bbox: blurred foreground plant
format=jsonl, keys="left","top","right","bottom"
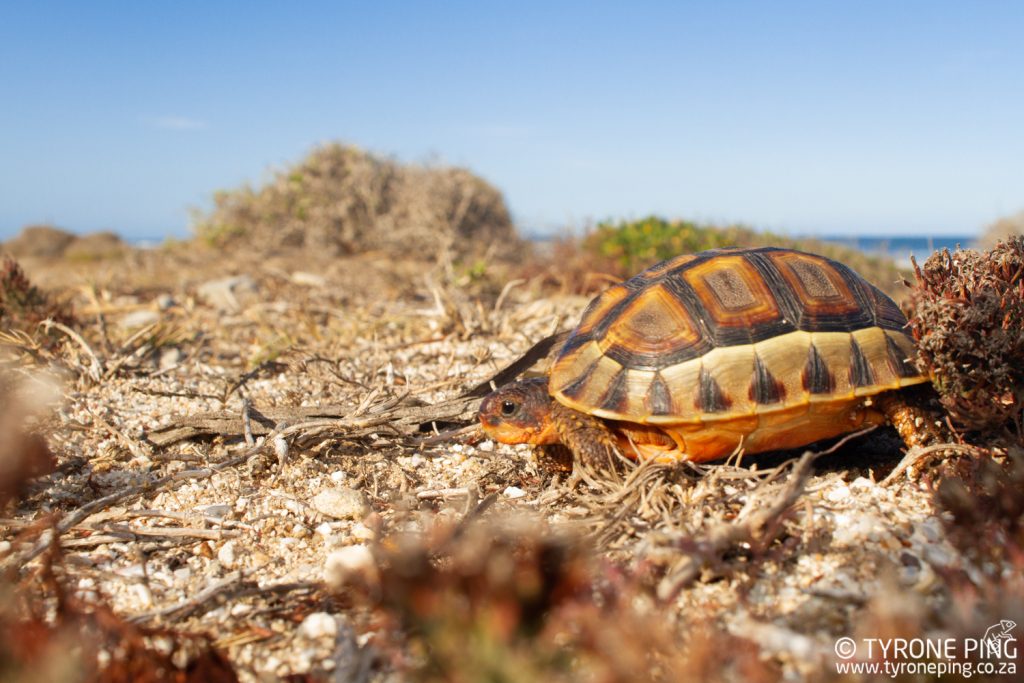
{"left": 907, "top": 236, "right": 1024, "bottom": 442}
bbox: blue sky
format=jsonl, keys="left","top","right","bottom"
{"left": 1, "top": 1, "right": 1022, "bottom": 241}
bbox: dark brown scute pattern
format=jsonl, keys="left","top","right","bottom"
{"left": 849, "top": 337, "right": 874, "bottom": 387}
{"left": 750, "top": 353, "right": 786, "bottom": 404}
{"left": 598, "top": 367, "right": 630, "bottom": 414}
{"left": 868, "top": 283, "right": 911, "bottom": 331}
{"left": 702, "top": 266, "right": 758, "bottom": 310}
{"left": 558, "top": 359, "right": 598, "bottom": 402}
{"left": 646, "top": 372, "right": 672, "bottom": 415}
{"left": 802, "top": 344, "right": 834, "bottom": 394}
{"left": 556, "top": 247, "right": 912, "bottom": 376}
{"left": 763, "top": 250, "right": 877, "bottom": 333}
{"left": 697, "top": 367, "right": 731, "bottom": 412}
{"left": 885, "top": 334, "right": 919, "bottom": 378}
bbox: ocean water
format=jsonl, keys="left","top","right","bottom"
{"left": 816, "top": 235, "right": 976, "bottom": 267}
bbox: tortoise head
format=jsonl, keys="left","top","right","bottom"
{"left": 478, "top": 378, "right": 560, "bottom": 445}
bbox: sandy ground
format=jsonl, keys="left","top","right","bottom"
{"left": 1, "top": 248, "right": 1018, "bottom": 682}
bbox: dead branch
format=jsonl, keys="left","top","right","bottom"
{"left": 146, "top": 395, "right": 480, "bottom": 447}
{"left": 656, "top": 451, "right": 817, "bottom": 600}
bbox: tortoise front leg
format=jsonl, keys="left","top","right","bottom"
{"left": 876, "top": 387, "right": 947, "bottom": 449}
{"left": 549, "top": 401, "right": 622, "bottom": 471}
{"left": 535, "top": 444, "right": 574, "bottom": 474}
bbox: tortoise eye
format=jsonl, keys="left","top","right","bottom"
{"left": 500, "top": 399, "right": 518, "bottom": 416}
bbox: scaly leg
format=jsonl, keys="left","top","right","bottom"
{"left": 875, "top": 387, "right": 947, "bottom": 450}
{"left": 549, "top": 401, "right": 622, "bottom": 471}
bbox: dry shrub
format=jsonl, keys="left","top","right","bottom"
{"left": 2, "top": 224, "right": 77, "bottom": 259}
{"left": 933, "top": 449, "right": 1024, "bottom": 569}
{"left": 907, "top": 237, "right": 1024, "bottom": 439}
{"left": 63, "top": 231, "right": 128, "bottom": 261}
{"left": 0, "top": 256, "right": 75, "bottom": 335}
{"left": 521, "top": 217, "right": 910, "bottom": 300}
{"left": 1, "top": 549, "right": 237, "bottom": 683}
{"left": 193, "top": 143, "right": 520, "bottom": 262}
{"left": 980, "top": 209, "right": 1024, "bottom": 249}
{"left": 0, "top": 372, "right": 57, "bottom": 511}
{"left": 343, "top": 516, "right": 779, "bottom": 683}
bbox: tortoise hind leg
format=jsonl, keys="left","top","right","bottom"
{"left": 875, "top": 386, "right": 947, "bottom": 449}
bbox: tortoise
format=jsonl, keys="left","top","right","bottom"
{"left": 478, "top": 246, "right": 937, "bottom": 470}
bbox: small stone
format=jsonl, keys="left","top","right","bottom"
{"left": 825, "top": 483, "right": 851, "bottom": 503}
{"left": 315, "top": 522, "right": 334, "bottom": 538}
{"left": 920, "top": 517, "right": 944, "bottom": 543}
{"left": 350, "top": 522, "right": 375, "bottom": 541}
{"left": 199, "top": 504, "right": 231, "bottom": 518}
{"left": 130, "top": 583, "right": 153, "bottom": 607}
{"left": 502, "top": 486, "right": 526, "bottom": 499}
{"left": 849, "top": 477, "right": 874, "bottom": 491}
{"left": 197, "top": 275, "right": 257, "bottom": 311}
{"left": 119, "top": 310, "right": 160, "bottom": 329}
{"left": 0, "top": 540, "right": 11, "bottom": 554}
{"left": 291, "top": 271, "right": 327, "bottom": 288}
{"left": 298, "top": 612, "right": 338, "bottom": 640}
{"left": 154, "top": 293, "right": 175, "bottom": 310}
{"left": 312, "top": 487, "right": 370, "bottom": 521}
{"left": 218, "top": 540, "right": 238, "bottom": 568}
{"left": 324, "top": 545, "right": 378, "bottom": 590}
{"left": 158, "top": 347, "right": 184, "bottom": 370}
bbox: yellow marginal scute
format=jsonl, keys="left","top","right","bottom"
{"left": 551, "top": 327, "right": 927, "bottom": 425}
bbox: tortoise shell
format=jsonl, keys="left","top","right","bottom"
{"left": 550, "top": 247, "right": 928, "bottom": 440}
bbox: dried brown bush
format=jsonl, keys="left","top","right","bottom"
{"left": 340, "top": 516, "right": 779, "bottom": 683}
{"left": 907, "top": 237, "right": 1024, "bottom": 439}
{"left": 934, "top": 450, "right": 1024, "bottom": 569}
{"left": 520, "top": 219, "right": 911, "bottom": 300}
{"left": 1, "top": 549, "right": 238, "bottom": 683}
{"left": 0, "top": 372, "right": 56, "bottom": 511}
{"left": 193, "top": 143, "right": 520, "bottom": 262}
{"left": 63, "top": 231, "right": 128, "bottom": 261}
{"left": 980, "top": 209, "right": 1024, "bottom": 249}
{"left": 0, "top": 256, "right": 75, "bottom": 333}
{"left": 2, "top": 224, "right": 77, "bottom": 259}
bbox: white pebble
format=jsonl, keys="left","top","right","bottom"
{"left": 324, "top": 545, "right": 378, "bottom": 590}
{"left": 849, "top": 477, "right": 875, "bottom": 491}
{"left": 350, "top": 523, "right": 375, "bottom": 541}
{"left": 130, "top": 583, "right": 153, "bottom": 607}
{"left": 312, "top": 487, "right": 370, "bottom": 521}
{"left": 825, "top": 483, "right": 851, "bottom": 503}
{"left": 200, "top": 504, "right": 231, "bottom": 518}
{"left": 502, "top": 486, "right": 526, "bottom": 499}
{"left": 298, "top": 612, "right": 338, "bottom": 640}
{"left": 291, "top": 271, "right": 327, "bottom": 288}
{"left": 218, "top": 541, "right": 238, "bottom": 568}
